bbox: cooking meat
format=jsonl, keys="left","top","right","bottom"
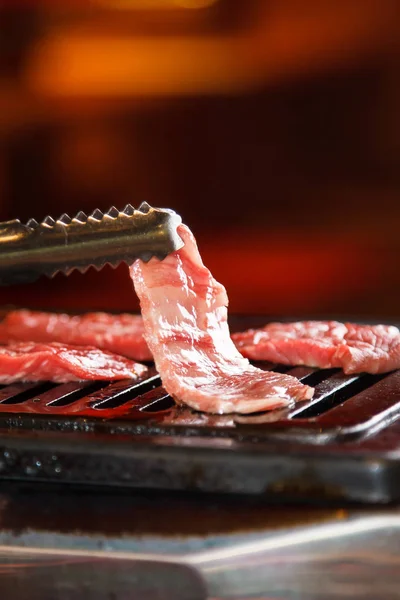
{"left": 131, "top": 225, "right": 313, "bottom": 414}
{"left": 232, "top": 321, "right": 400, "bottom": 374}
{"left": 0, "top": 342, "right": 148, "bottom": 383}
{"left": 0, "top": 310, "right": 151, "bottom": 361}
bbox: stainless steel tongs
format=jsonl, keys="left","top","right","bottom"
{"left": 0, "top": 202, "right": 183, "bottom": 285}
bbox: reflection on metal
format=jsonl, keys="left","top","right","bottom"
{"left": 1, "top": 508, "right": 400, "bottom": 599}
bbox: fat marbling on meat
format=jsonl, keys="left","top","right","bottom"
{"left": 0, "top": 310, "right": 151, "bottom": 361}
{"left": 232, "top": 320, "right": 400, "bottom": 374}
{"left": 131, "top": 225, "right": 313, "bottom": 414}
{"left": 0, "top": 342, "right": 148, "bottom": 383}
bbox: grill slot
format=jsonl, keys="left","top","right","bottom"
{"left": 292, "top": 372, "right": 390, "bottom": 419}
{"left": 292, "top": 371, "right": 359, "bottom": 418}
{"left": 47, "top": 382, "right": 107, "bottom": 407}
{"left": 139, "top": 389, "right": 174, "bottom": 412}
{"left": 0, "top": 382, "right": 57, "bottom": 404}
{"left": 90, "top": 374, "right": 160, "bottom": 410}
{"left": 316, "top": 369, "right": 400, "bottom": 431}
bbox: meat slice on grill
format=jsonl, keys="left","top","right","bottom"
{"left": 131, "top": 224, "right": 313, "bottom": 414}
{"left": 0, "top": 310, "right": 151, "bottom": 361}
{"left": 232, "top": 321, "right": 400, "bottom": 374}
{"left": 0, "top": 342, "right": 148, "bottom": 383}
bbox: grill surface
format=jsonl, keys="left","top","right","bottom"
{"left": 0, "top": 314, "right": 400, "bottom": 503}
{"left": 0, "top": 365, "right": 396, "bottom": 442}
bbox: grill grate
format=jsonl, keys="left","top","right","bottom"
{"left": 0, "top": 364, "right": 397, "bottom": 444}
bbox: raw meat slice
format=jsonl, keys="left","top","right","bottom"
{"left": 131, "top": 225, "right": 313, "bottom": 414}
{"left": 0, "top": 342, "right": 148, "bottom": 383}
{"left": 0, "top": 310, "right": 151, "bottom": 361}
{"left": 232, "top": 321, "right": 400, "bottom": 374}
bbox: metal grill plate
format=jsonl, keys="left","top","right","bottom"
{"left": 0, "top": 314, "right": 399, "bottom": 503}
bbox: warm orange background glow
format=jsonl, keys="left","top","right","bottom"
{"left": 0, "top": 0, "right": 399, "bottom": 319}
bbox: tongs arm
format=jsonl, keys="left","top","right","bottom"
{"left": 0, "top": 203, "right": 183, "bottom": 286}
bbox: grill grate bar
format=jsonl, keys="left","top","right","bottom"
{"left": 0, "top": 382, "right": 57, "bottom": 405}
{"left": 0, "top": 374, "right": 160, "bottom": 416}
{"left": 84, "top": 384, "right": 171, "bottom": 420}
{"left": 45, "top": 381, "right": 107, "bottom": 407}
{"left": 315, "top": 370, "right": 400, "bottom": 432}
{"left": 89, "top": 373, "right": 160, "bottom": 410}
{"left": 289, "top": 372, "right": 361, "bottom": 419}
{"left": 0, "top": 383, "right": 45, "bottom": 403}
{"left": 137, "top": 387, "right": 173, "bottom": 412}
{"left": 293, "top": 372, "right": 391, "bottom": 420}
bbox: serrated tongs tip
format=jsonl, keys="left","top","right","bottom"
{"left": 0, "top": 203, "right": 183, "bottom": 286}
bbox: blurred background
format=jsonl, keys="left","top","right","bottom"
{"left": 0, "top": 0, "right": 399, "bottom": 319}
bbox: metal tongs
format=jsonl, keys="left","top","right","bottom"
{"left": 0, "top": 202, "right": 183, "bottom": 285}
